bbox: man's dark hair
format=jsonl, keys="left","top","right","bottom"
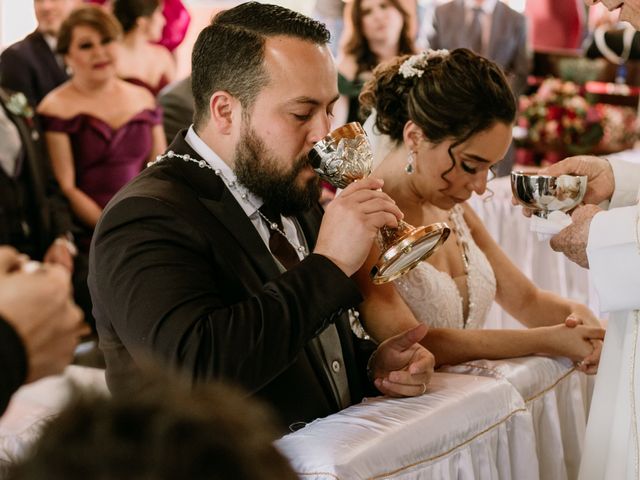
{"left": 8, "top": 368, "right": 298, "bottom": 480}
{"left": 191, "top": 2, "right": 330, "bottom": 130}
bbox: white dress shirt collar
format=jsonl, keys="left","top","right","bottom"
{"left": 464, "top": 0, "right": 498, "bottom": 15}
{"left": 185, "top": 126, "right": 263, "bottom": 218}
{"left": 184, "top": 126, "right": 306, "bottom": 261}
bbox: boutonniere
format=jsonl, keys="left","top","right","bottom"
{"left": 6, "top": 92, "right": 34, "bottom": 123}
{"left": 5, "top": 92, "right": 38, "bottom": 140}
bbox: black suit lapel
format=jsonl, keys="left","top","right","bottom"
{"left": 0, "top": 88, "right": 50, "bottom": 247}
{"left": 165, "top": 134, "right": 281, "bottom": 280}
{"left": 30, "top": 31, "right": 68, "bottom": 85}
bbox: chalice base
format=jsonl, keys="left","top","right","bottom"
{"left": 371, "top": 220, "right": 451, "bottom": 284}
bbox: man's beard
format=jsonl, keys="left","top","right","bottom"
{"left": 233, "top": 125, "right": 320, "bottom": 217}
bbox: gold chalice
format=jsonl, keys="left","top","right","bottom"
{"left": 309, "top": 122, "right": 450, "bottom": 284}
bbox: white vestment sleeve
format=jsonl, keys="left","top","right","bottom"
{"left": 609, "top": 157, "right": 640, "bottom": 208}
{"left": 586, "top": 158, "right": 640, "bottom": 312}
{"left": 587, "top": 205, "right": 640, "bottom": 312}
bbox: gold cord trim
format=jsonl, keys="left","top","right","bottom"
{"left": 296, "top": 406, "right": 528, "bottom": 479}
{"left": 631, "top": 311, "right": 639, "bottom": 479}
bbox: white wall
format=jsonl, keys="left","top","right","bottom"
{"left": 1, "top": 0, "right": 37, "bottom": 48}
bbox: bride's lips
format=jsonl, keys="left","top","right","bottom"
{"left": 92, "top": 61, "right": 111, "bottom": 69}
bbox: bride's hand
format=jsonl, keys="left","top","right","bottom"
{"left": 565, "top": 313, "right": 604, "bottom": 374}
{"left": 542, "top": 324, "right": 605, "bottom": 366}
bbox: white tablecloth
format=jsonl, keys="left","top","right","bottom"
{"left": 442, "top": 357, "right": 591, "bottom": 480}
{"left": 277, "top": 371, "right": 539, "bottom": 480}
{"left": 0, "top": 366, "right": 107, "bottom": 469}
{"left": 0, "top": 362, "right": 591, "bottom": 480}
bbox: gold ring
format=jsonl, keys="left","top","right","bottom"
{"left": 420, "top": 383, "right": 427, "bottom": 395}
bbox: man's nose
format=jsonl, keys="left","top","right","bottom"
{"left": 307, "top": 112, "right": 332, "bottom": 146}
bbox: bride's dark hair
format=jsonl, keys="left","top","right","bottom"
{"left": 360, "top": 48, "right": 516, "bottom": 146}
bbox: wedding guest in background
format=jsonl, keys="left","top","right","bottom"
{"left": 86, "top": 0, "right": 191, "bottom": 53}
{"left": 526, "top": 0, "right": 585, "bottom": 51}
{"left": 426, "top": 0, "right": 529, "bottom": 97}
{"left": 112, "top": 0, "right": 177, "bottom": 96}
{"left": 0, "top": 246, "right": 87, "bottom": 415}
{"left": 341, "top": 0, "right": 419, "bottom": 51}
{"left": 8, "top": 369, "right": 297, "bottom": 480}
{"left": 89, "top": 2, "right": 434, "bottom": 430}
{"left": 158, "top": 75, "right": 192, "bottom": 144}
{"left": 155, "top": 0, "right": 190, "bottom": 53}
{"left": 312, "top": 0, "right": 345, "bottom": 56}
{"left": 334, "top": 0, "right": 415, "bottom": 126}
{"left": 37, "top": 5, "right": 165, "bottom": 254}
{"left": 0, "top": 86, "right": 96, "bottom": 330}
{"left": 353, "top": 49, "right": 604, "bottom": 372}
{"left": 0, "top": 0, "right": 79, "bottom": 106}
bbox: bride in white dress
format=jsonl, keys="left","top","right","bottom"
{"left": 352, "top": 49, "right": 605, "bottom": 381}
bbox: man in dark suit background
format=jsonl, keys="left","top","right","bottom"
{"left": 89, "top": 2, "right": 434, "bottom": 430}
{"left": 158, "top": 75, "right": 193, "bottom": 145}
{"left": 0, "top": 0, "right": 78, "bottom": 107}
{"left": 427, "top": 0, "right": 530, "bottom": 97}
{"left": 0, "top": 86, "right": 95, "bottom": 335}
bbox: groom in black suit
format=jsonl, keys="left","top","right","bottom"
{"left": 89, "top": 2, "right": 434, "bottom": 429}
{"left": 0, "top": 0, "right": 77, "bottom": 107}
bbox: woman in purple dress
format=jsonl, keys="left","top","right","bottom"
{"left": 37, "top": 5, "right": 166, "bottom": 251}
{"left": 112, "top": 0, "right": 177, "bottom": 96}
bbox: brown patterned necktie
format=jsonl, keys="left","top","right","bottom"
{"left": 259, "top": 203, "right": 301, "bottom": 270}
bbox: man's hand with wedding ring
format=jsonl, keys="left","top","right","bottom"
{"left": 368, "top": 323, "right": 435, "bottom": 397}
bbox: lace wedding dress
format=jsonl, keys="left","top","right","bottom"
{"left": 394, "top": 205, "right": 497, "bottom": 330}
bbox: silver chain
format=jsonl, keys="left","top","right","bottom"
{"left": 149, "top": 151, "right": 307, "bottom": 255}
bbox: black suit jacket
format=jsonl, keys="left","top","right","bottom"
{"left": 158, "top": 76, "right": 193, "bottom": 145}
{"left": 0, "top": 30, "right": 69, "bottom": 107}
{"left": 0, "top": 316, "right": 27, "bottom": 415}
{"left": 89, "top": 132, "right": 375, "bottom": 428}
{"left": 0, "top": 87, "right": 72, "bottom": 257}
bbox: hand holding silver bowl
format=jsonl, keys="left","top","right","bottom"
{"left": 511, "top": 171, "right": 587, "bottom": 218}
{"left": 309, "top": 122, "right": 450, "bottom": 284}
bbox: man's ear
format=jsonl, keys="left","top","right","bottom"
{"left": 402, "top": 120, "right": 423, "bottom": 151}
{"left": 209, "top": 91, "right": 239, "bottom": 135}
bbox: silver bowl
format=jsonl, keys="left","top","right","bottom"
{"left": 511, "top": 171, "right": 587, "bottom": 218}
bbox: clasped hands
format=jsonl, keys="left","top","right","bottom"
{"left": 368, "top": 324, "right": 434, "bottom": 397}
{"left": 369, "top": 315, "right": 603, "bottom": 399}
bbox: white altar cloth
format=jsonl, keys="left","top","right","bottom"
{"left": 0, "top": 365, "right": 107, "bottom": 469}
{"left": 277, "top": 372, "right": 539, "bottom": 480}
{"left": 441, "top": 356, "right": 590, "bottom": 480}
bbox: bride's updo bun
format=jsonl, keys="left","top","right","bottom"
{"left": 360, "top": 48, "right": 516, "bottom": 145}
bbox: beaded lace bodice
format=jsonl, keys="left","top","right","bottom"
{"left": 394, "top": 205, "right": 496, "bottom": 330}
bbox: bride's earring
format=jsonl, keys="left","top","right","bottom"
{"left": 405, "top": 150, "right": 416, "bottom": 175}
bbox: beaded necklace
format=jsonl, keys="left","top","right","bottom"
{"left": 149, "top": 150, "right": 307, "bottom": 256}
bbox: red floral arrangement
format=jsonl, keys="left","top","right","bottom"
{"left": 515, "top": 78, "right": 638, "bottom": 165}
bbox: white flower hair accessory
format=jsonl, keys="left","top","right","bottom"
{"left": 398, "top": 49, "right": 450, "bottom": 79}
